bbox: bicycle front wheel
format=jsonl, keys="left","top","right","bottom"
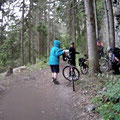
{"left": 72, "top": 77, "right": 75, "bottom": 91}
{"left": 62, "top": 66, "right": 80, "bottom": 81}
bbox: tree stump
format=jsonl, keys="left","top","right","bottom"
{"left": 6, "top": 67, "right": 13, "bottom": 76}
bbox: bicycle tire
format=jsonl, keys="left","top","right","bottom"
{"left": 99, "top": 58, "right": 109, "bottom": 73}
{"left": 62, "top": 66, "right": 80, "bottom": 81}
{"left": 80, "top": 66, "right": 89, "bottom": 75}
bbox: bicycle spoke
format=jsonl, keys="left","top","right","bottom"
{"left": 63, "top": 66, "right": 80, "bottom": 81}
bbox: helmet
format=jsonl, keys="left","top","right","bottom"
{"left": 107, "top": 47, "right": 112, "bottom": 52}
{"left": 71, "top": 42, "right": 74, "bottom": 45}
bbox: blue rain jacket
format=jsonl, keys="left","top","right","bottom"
{"left": 49, "top": 40, "right": 64, "bottom": 65}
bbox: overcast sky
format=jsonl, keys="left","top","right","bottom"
{"left": 0, "top": 0, "right": 81, "bottom": 28}
{"left": 0, "top": 0, "right": 30, "bottom": 20}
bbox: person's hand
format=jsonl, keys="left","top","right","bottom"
{"left": 64, "top": 50, "right": 69, "bottom": 53}
{"left": 117, "top": 60, "right": 120, "bottom": 65}
{"left": 64, "top": 52, "right": 67, "bottom": 56}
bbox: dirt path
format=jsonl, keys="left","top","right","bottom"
{"left": 0, "top": 63, "right": 100, "bottom": 120}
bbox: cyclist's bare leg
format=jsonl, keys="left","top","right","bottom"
{"left": 53, "top": 73, "right": 58, "bottom": 80}
{"left": 52, "top": 73, "right": 59, "bottom": 84}
{"left": 52, "top": 73, "right": 54, "bottom": 78}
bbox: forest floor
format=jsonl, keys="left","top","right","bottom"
{"left": 0, "top": 62, "right": 102, "bottom": 120}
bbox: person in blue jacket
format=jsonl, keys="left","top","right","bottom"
{"left": 49, "top": 40, "right": 65, "bottom": 84}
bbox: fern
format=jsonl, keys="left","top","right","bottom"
{"left": 92, "top": 77, "right": 120, "bottom": 120}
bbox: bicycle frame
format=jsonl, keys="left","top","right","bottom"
{"left": 69, "top": 66, "right": 75, "bottom": 77}
{"left": 63, "top": 55, "right": 80, "bottom": 91}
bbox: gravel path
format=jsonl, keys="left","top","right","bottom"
{"left": 0, "top": 63, "right": 100, "bottom": 120}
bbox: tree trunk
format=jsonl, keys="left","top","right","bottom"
{"left": 77, "top": 21, "right": 80, "bottom": 42}
{"left": 0, "top": 7, "right": 4, "bottom": 44}
{"left": 43, "top": 6, "right": 47, "bottom": 57}
{"left": 72, "top": 0, "right": 76, "bottom": 42}
{"left": 104, "top": 0, "right": 110, "bottom": 48}
{"left": 6, "top": 67, "right": 13, "bottom": 76}
{"left": 32, "top": 11, "right": 36, "bottom": 64}
{"left": 93, "top": 0, "right": 99, "bottom": 39}
{"left": 39, "top": 33, "right": 41, "bottom": 58}
{"left": 35, "top": 5, "right": 40, "bottom": 58}
{"left": 53, "top": 1, "right": 56, "bottom": 41}
{"left": 76, "top": 2, "right": 80, "bottom": 43}
{"left": 84, "top": 0, "right": 100, "bottom": 73}
{"left": 28, "top": 0, "right": 33, "bottom": 64}
{"left": 47, "top": 1, "right": 50, "bottom": 56}
{"left": 44, "top": 7, "right": 47, "bottom": 57}
{"left": 106, "top": 0, "right": 115, "bottom": 48}
{"left": 112, "top": 0, "right": 120, "bottom": 47}
{"left": 21, "top": 0, "right": 25, "bottom": 65}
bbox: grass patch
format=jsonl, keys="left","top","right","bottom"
{"left": 28, "top": 58, "right": 49, "bottom": 70}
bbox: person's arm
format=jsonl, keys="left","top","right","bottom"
{"left": 75, "top": 49, "right": 79, "bottom": 54}
{"left": 115, "top": 56, "right": 120, "bottom": 62}
{"left": 114, "top": 56, "right": 120, "bottom": 65}
{"left": 55, "top": 49, "right": 64, "bottom": 57}
{"left": 75, "top": 51, "right": 80, "bottom": 54}
{"left": 112, "top": 53, "right": 120, "bottom": 63}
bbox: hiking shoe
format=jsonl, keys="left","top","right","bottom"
{"left": 53, "top": 80, "right": 60, "bottom": 85}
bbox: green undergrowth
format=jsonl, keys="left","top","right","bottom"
{"left": 28, "top": 58, "right": 49, "bottom": 70}
{"left": 92, "top": 74, "right": 120, "bottom": 120}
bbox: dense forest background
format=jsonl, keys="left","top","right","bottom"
{"left": 0, "top": 0, "right": 120, "bottom": 72}
{"left": 0, "top": 1, "right": 120, "bottom": 119}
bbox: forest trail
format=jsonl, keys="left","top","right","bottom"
{"left": 0, "top": 63, "right": 100, "bottom": 120}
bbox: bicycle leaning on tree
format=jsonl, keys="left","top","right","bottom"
{"left": 79, "top": 53, "right": 111, "bottom": 74}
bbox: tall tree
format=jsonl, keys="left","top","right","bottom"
{"left": 47, "top": 1, "right": 50, "bottom": 56}
{"left": 53, "top": 1, "right": 56, "bottom": 40}
{"left": 104, "top": 0, "right": 110, "bottom": 48}
{"left": 0, "top": 0, "right": 5, "bottom": 45}
{"left": 72, "top": 0, "right": 76, "bottom": 42}
{"left": 84, "top": 0, "right": 100, "bottom": 73}
{"left": 21, "top": 0, "right": 25, "bottom": 65}
{"left": 28, "top": 0, "right": 33, "bottom": 64}
{"left": 106, "top": 0, "right": 115, "bottom": 48}
{"left": 93, "top": 0, "right": 99, "bottom": 39}
{"left": 32, "top": 9, "right": 37, "bottom": 64}
{"left": 0, "top": 9, "right": 3, "bottom": 44}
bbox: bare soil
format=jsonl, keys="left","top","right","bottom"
{"left": 0, "top": 63, "right": 101, "bottom": 120}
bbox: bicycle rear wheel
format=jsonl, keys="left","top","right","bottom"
{"left": 80, "top": 65, "right": 89, "bottom": 75}
{"left": 99, "top": 59, "right": 109, "bottom": 73}
{"left": 62, "top": 66, "right": 80, "bottom": 81}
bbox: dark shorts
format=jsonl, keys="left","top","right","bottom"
{"left": 50, "top": 65, "right": 59, "bottom": 73}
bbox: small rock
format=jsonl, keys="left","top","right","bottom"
{"left": 40, "top": 68, "right": 42, "bottom": 70}
{"left": 102, "top": 87, "right": 107, "bottom": 92}
{"left": 99, "top": 118, "right": 104, "bottom": 120}
{"left": 98, "top": 90, "right": 102, "bottom": 94}
{"left": 98, "top": 87, "right": 107, "bottom": 94}
{"left": 83, "top": 90, "right": 88, "bottom": 94}
{"left": 77, "top": 102, "right": 81, "bottom": 105}
{"left": 41, "top": 111, "right": 45, "bottom": 114}
{"left": 87, "top": 105, "right": 96, "bottom": 112}
{"left": 74, "top": 103, "right": 77, "bottom": 107}
{"left": 0, "top": 85, "right": 5, "bottom": 92}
